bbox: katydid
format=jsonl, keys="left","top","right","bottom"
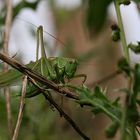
{"left": 0, "top": 25, "right": 86, "bottom": 97}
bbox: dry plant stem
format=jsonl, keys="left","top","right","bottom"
{"left": 12, "top": 76, "right": 27, "bottom": 140}
{"left": 4, "top": 88, "right": 12, "bottom": 137}
{"left": 3, "top": 0, "right": 13, "bottom": 138}
{"left": 0, "top": 53, "right": 91, "bottom": 139}
{"left": 0, "top": 53, "right": 79, "bottom": 100}
{"left": 43, "top": 93, "right": 90, "bottom": 140}
{"left": 29, "top": 77, "right": 90, "bottom": 140}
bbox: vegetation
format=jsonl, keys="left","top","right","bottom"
{"left": 0, "top": 0, "right": 140, "bottom": 140}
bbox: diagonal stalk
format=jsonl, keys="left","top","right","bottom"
{"left": 114, "top": 1, "right": 131, "bottom": 140}
{"left": 12, "top": 76, "right": 27, "bottom": 140}
{"left": 114, "top": 0, "right": 130, "bottom": 63}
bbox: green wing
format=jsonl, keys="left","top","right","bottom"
{"left": 0, "top": 59, "right": 41, "bottom": 88}
{"left": 0, "top": 69, "right": 21, "bottom": 87}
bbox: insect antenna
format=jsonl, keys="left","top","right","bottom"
{"left": 16, "top": 16, "right": 66, "bottom": 48}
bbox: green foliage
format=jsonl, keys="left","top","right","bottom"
{"left": 128, "top": 42, "right": 140, "bottom": 54}
{"left": 75, "top": 85, "right": 122, "bottom": 122}
{"left": 0, "top": 0, "right": 39, "bottom": 25}
{"left": 70, "top": 85, "right": 123, "bottom": 137}
{"left": 105, "top": 121, "right": 119, "bottom": 138}
{"left": 133, "top": 64, "right": 140, "bottom": 93}
{"left": 13, "top": 1, "right": 39, "bottom": 19}
{"left": 71, "top": 80, "right": 139, "bottom": 139}
{"left": 1, "top": 0, "right": 140, "bottom": 140}
{"left": 85, "top": 0, "right": 112, "bottom": 35}
{"left": 118, "top": 57, "right": 131, "bottom": 76}
{"left": 111, "top": 24, "right": 120, "bottom": 42}
{"left": 133, "top": 0, "right": 140, "bottom": 3}
{"left": 0, "top": 0, "right": 39, "bottom": 49}
{"left": 0, "top": 69, "right": 21, "bottom": 87}
{"left": 119, "top": 0, "right": 131, "bottom": 5}
{"left": 0, "top": 60, "right": 36, "bottom": 88}
{"left": 0, "top": 97, "right": 8, "bottom": 140}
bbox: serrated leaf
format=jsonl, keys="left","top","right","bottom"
{"left": 75, "top": 85, "right": 122, "bottom": 122}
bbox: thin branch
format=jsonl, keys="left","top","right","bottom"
{"left": 0, "top": 53, "right": 79, "bottom": 100}
{"left": 29, "top": 77, "right": 90, "bottom": 140}
{"left": 4, "top": 88, "right": 12, "bottom": 137}
{"left": 43, "top": 93, "right": 90, "bottom": 140}
{"left": 0, "top": 52, "right": 90, "bottom": 139}
{"left": 12, "top": 76, "right": 27, "bottom": 140}
{"left": 0, "top": 53, "right": 92, "bottom": 139}
{"left": 3, "top": 0, "right": 13, "bottom": 138}
{"left": 114, "top": 1, "right": 131, "bottom": 140}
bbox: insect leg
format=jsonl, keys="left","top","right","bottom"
{"left": 70, "top": 74, "right": 87, "bottom": 83}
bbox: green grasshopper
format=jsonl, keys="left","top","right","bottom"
{"left": 0, "top": 25, "right": 86, "bottom": 97}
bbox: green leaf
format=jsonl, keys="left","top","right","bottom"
{"left": 118, "top": 57, "right": 131, "bottom": 76}
{"left": 133, "top": 0, "right": 140, "bottom": 3}
{"left": 85, "top": 0, "right": 112, "bottom": 35}
{"left": 13, "top": 0, "right": 39, "bottom": 18}
{"left": 128, "top": 42, "right": 140, "bottom": 54}
{"left": 111, "top": 24, "right": 120, "bottom": 42}
{"left": 132, "top": 64, "right": 140, "bottom": 103}
{"left": 127, "top": 104, "right": 139, "bottom": 123}
{"left": 0, "top": 0, "right": 39, "bottom": 26}
{"left": 136, "top": 99, "right": 140, "bottom": 105}
{"left": 25, "top": 83, "right": 42, "bottom": 98}
{"left": 105, "top": 121, "right": 119, "bottom": 138}
{"left": 75, "top": 85, "right": 122, "bottom": 122}
{"left": 119, "top": 0, "right": 131, "bottom": 5}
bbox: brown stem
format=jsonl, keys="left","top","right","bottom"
{"left": 0, "top": 53, "right": 79, "bottom": 100}
{"left": 29, "top": 77, "right": 90, "bottom": 140}
{"left": 4, "top": 88, "right": 13, "bottom": 137}
{"left": 43, "top": 93, "right": 90, "bottom": 140}
{"left": 12, "top": 76, "right": 27, "bottom": 140}
{"left": 0, "top": 53, "right": 92, "bottom": 139}
{"left": 3, "top": 0, "right": 13, "bottom": 138}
